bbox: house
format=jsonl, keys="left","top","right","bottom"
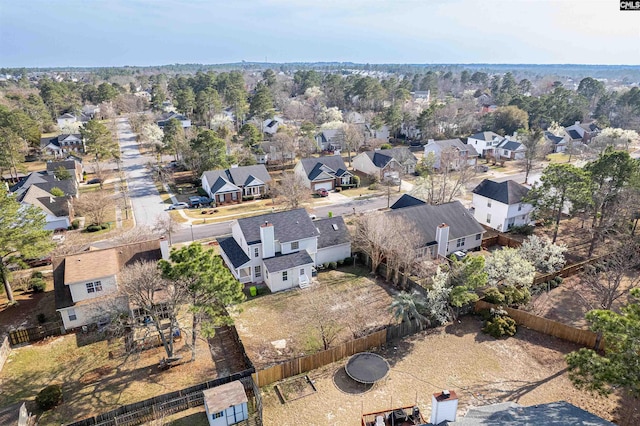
{"left": 217, "top": 209, "right": 351, "bottom": 291}
{"left": 315, "top": 129, "right": 344, "bottom": 151}
{"left": 495, "top": 137, "right": 526, "bottom": 160}
{"left": 40, "top": 134, "right": 85, "bottom": 157}
{"left": 81, "top": 104, "right": 100, "bottom": 119}
{"left": 262, "top": 116, "right": 283, "bottom": 136}
{"left": 10, "top": 170, "right": 78, "bottom": 199}
{"left": 56, "top": 113, "right": 77, "bottom": 129}
{"left": 53, "top": 239, "right": 168, "bottom": 330}
{"left": 352, "top": 148, "right": 418, "bottom": 180}
{"left": 472, "top": 179, "right": 534, "bottom": 231}
{"left": 564, "top": 120, "right": 601, "bottom": 143}
{"left": 203, "top": 381, "right": 248, "bottom": 426}
{"left": 46, "top": 159, "right": 83, "bottom": 183}
{"left": 544, "top": 131, "right": 567, "bottom": 153}
{"left": 423, "top": 139, "right": 478, "bottom": 170}
{"left": 390, "top": 194, "right": 426, "bottom": 210}
{"left": 294, "top": 155, "right": 352, "bottom": 191}
{"left": 386, "top": 200, "right": 485, "bottom": 258}
{"left": 466, "top": 131, "right": 502, "bottom": 158}
{"left": 364, "top": 124, "right": 390, "bottom": 141}
{"left": 20, "top": 185, "right": 74, "bottom": 231}
{"left": 157, "top": 112, "right": 191, "bottom": 128}
{"left": 411, "top": 90, "right": 431, "bottom": 103}
{"left": 201, "top": 165, "right": 272, "bottom": 205}
{"left": 256, "top": 141, "right": 295, "bottom": 165}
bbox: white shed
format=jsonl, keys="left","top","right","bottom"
{"left": 203, "top": 381, "right": 249, "bottom": 426}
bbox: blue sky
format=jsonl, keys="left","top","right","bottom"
{"left": 1, "top": 0, "right": 638, "bottom": 67}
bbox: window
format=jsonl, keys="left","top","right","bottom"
{"left": 486, "top": 214, "right": 491, "bottom": 224}
{"left": 68, "top": 308, "right": 77, "bottom": 321}
{"left": 476, "top": 233, "right": 481, "bottom": 240}
{"left": 291, "top": 241, "right": 299, "bottom": 250}
{"left": 219, "top": 194, "right": 224, "bottom": 203}
{"left": 265, "top": 270, "right": 269, "bottom": 279}
{"left": 232, "top": 192, "right": 237, "bottom": 201}
{"left": 254, "top": 247, "right": 259, "bottom": 258}
{"left": 300, "top": 268, "right": 305, "bottom": 276}
{"left": 255, "top": 265, "right": 261, "bottom": 278}
{"left": 456, "top": 237, "right": 465, "bottom": 248}
{"left": 86, "top": 281, "right": 102, "bottom": 293}
{"left": 282, "top": 271, "right": 288, "bottom": 281}
{"left": 212, "top": 412, "right": 223, "bottom": 419}
{"left": 518, "top": 203, "right": 522, "bottom": 211}
{"left": 487, "top": 200, "right": 492, "bottom": 207}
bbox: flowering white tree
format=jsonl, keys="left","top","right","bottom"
{"left": 485, "top": 247, "right": 535, "bottom": 289}
{"left": 589, "top": 128, "right": 640, "bottom": 156}
{"left": 519, "top": 235, "right": 567, "bottom": 273}
{"left": 426, "top": 269, "right": 452, "bottom": 325}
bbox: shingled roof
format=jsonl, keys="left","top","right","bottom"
{"left": 472, "top": 179, "right": 529, "bottom": 205}
{"left": 237, "top": 208, "right": 319, "bottom": 244}
{"left": 314, "top": 216, "right": 350, "bottom": 249}
{"left": 299, "top": 156, "right": 349, "bottom": 181}
{"left": 263, "top": 250, "right": 314, "bottom": 273}
{"left": 390, "top": 194, "right": 426, "bottom": 210}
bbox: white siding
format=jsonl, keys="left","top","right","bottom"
{"left": 472, "top": 193, "right": 510, "bottom": 231}
{"left": 59, "top": 295, "right": 128, "bottom": 330}
{"left": 281, "top": 237, "right": 317, "bottom": 258}
{"left": 68, "top": 275, "right": 117, "bottom": 303}
{"left": 316, "top": 243, "right": 351, "bottom": 265}
{"left": 352, "top": 153, "right": 378, "bottom": 176}
{"left": 44, "top": 216, "right": 70, "bottom": 231}
{"left": 446, "top": 234, "right": 483, "bottom": 255}
{"left": 265, "top": 264, "right": 313, "bottom": 292}
{"left": 293, "top": 162, "right": 313, "bottom": 189}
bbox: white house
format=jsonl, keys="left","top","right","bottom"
{"left": 352, "top": 148, "right": 417, "bottom": 180}
{"left": 544, "top": 131, "right": 567, "bottom": 153}
{"left": 315, "top": 129, "right": 343, "bottom": 151}
{"left": 495, "top": 137, "right": 526, "bottom": 160}
{"left": 203, "top": 381, "right": 248, "bottom": 426}
{"left": 40, "top": 134, "right": 85, "bottom": 157}
{"left": 294, "top": 155, "right": 352, "bottom": 191}
{"left": 20, "top": 185, "right": 73, "bottom": 231}
{"left": 54, "top": 240, "right": 168, "bottom": 330}
{"left": 217, "top": 209, "right": 351, "bottom": 292}
{"left": 564, "top": 121, "right": 601, "bottom": 143}
{"left": 466, "top": 131, "right": 502, "bottom": 158}
{"left": 56, "top": 113, "right": 77, "bottom": 129}
{"left": 386, "top": 200, "right": 485, "bottom": 257}
{"left": 262, "top": 117, "right": 284, "bottom": 136}
{"left": 471, "top": 179, "right": 534, "bottom": 232}
{"left": 423, "top": 139, "right": 478, "bottom": 170}
{"left": 157, "top": 112, "right": 191, "bottom": 128}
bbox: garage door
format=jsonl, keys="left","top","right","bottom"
{"left": 314, "top": 181, "right": 333, "bottom": 191}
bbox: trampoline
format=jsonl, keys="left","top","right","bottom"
{"left": 345, "top": 352, "right": 390, "bottom": 384}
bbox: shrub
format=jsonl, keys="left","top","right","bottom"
{"left": 352, "top": 175, "right": 360, "bottom": 187}
{"left": 368, "top": 183, "right": 379, "bottom": 190}
{"left": 380, "top": 143, "right": 392, "bottom": 150}
{"left": 30, "top": 278, "right": 46, "bottom": 293}
{"left": 509, "top": 225, "right": 534, "bottom": 236}
{"left": 197, "top": 187, "right": 209, "bottom": 197}
{"left": 329, "top": 262, "right": 337, "bottom": 270}
{"left": 71, "top": 219, "right": 80, "bottom": 230}
{"left": 483, "top": 313, "right": 517, "bottom": 339}
{"left": 483, "top": 287, "right": 505, "bottom": 304}
{"left": 36, "top": 384, "right": 63, "bottom": 410}
{"left": 502, "top": 285, "right": 531, "bottom": 307}
{"left": 31, "top": 271, "right": 44, "bottom": 279}
{"left": 335, "top": 187, "right": 341, "bottom": 192}
{"left": 337, "top": 259, "right": 344, "bottom": 266}
{"left": 344, "top": 256, "right": 354, "bottom": 265}
{"left": 50, "top": 187, "right": 65, "bottom": 197}
{"left": 554, "top": 276, "right": 563, "bottom": 285}
{"left": 323, "top": 263, "right": 330, "bottom": 269}
{"left": 86, "top": 224, "right": 101, "bottom": 232}
{"left": 37, "top": 313, "right": 47, "bottom": 324}
{"left": 100, "top": 223, "right": 109, "bottom": 230}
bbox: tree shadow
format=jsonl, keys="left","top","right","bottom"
{"left": 332, "top": 366, "right": 374, "bottom": 395}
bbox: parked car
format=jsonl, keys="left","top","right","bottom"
{"left": 168, "top": 202, "right": 189, "bottom": 210}
{"left": 26, "top": 256, "right": 52, "bottom": 268}
{"left": 475, "top": 164, "right": 489, "bottom": 173}
{"left": 52, "top": 234, "right": 66, "bottom": 244}
{"left": 87, "top": 178, "right": 103, "bottom": 185}
{"left": 316, "top": 189, "right": 329, "bottom": 197}
{"left": 189, "top": 196, "right": 212, "bottom": 208}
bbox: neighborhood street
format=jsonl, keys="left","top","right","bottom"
{"left": 116, "top": 117, "right": 170, "bottom": 228}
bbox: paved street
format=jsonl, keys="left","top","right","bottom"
{"left": 116, "top": 117, "right": 170, "bottom": 227}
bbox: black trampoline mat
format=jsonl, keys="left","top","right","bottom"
{"left": 345, "top": 352, "right": 390, "bottom": 384}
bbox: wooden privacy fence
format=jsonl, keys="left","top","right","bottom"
{"left": 475, "top": 300, "right": 601, "bottom": 350}
{"left": 8, "top": 321, "right": 64, "bottom": 346}
{"left": 532, "top": 255, "right": 604, "bottom": 285}
{"left": 0, "top": 335, "right": 10, "bottom": 372}
{"left": 253, "top": 320, "right": 428, "bottom": 388}
{"left": 481, "top": 234, "right": 522, "bottom": 249}
{"left": 67, "top": 372, "right": 260, "bottom": 426}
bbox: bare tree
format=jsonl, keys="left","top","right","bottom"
{"left": 412, "top": 151, "right": 473, "bottom": 204}
{"left": 271, "top": 130, "right": 297, "bottom": 166}
{"left": 353, "top": 213, "right": 392, "bottom": 274}
{"left": 343, "top": 123, "right": 364, "bottom": 166}
{"left": 74, "top": 190, "right": 116, "bottom": 226}
{"left": 582, "top": 238, "right": 640, "bottom": 310}
{"left": 518, "top": 129, "right": 543, "bottom": 184}
{"left": 112, "top": 225, "right": 158, "bottom": 245}
{"left": 117, "top": 261, "right": 187, "bottom": 359}
{"left": 303, "top": 281, "right": 343, "bottom": 350}
{"left": 383, "top": 216, "right": 421, "bottom": 287}
{"left": 153, "top": 214, "right": 179, "bottom": 243}
{"left": 274, "top": 172, "right": 310, "bottom": 209}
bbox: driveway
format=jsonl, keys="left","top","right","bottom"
{"left": 116, "top": 117, "right": 171, "bottom": 227}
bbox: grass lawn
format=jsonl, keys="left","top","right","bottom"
{"left": 0, "top": 332, "right": 218, "bottom": 425}
{"left": 547, "top": 153, "right": 572, "bottom": 163}
{"left": 181, "top": 199, "right": 278, "bottom": 219}
{"left": 262, "top": 317, "right": 629, "bottom": 426}
{"left": 340, "top": 186, "right": 384, "bottom": 198}
{"left": 230, "top": 265, "right": 397, "bottom": 368}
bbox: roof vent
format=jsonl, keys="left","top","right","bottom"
{"left": 332, "top": 223, "right": 338, "bottom": 231}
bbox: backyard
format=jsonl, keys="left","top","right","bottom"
{"left": 230, "top": 266, "right": 398, "bottom": 368}
{"left": 0, "top": 330, "right": 222, "bottom": 425}
{"left": 261, "top": 316, "right": 637, "bottom": 426}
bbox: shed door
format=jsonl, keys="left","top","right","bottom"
{"left": 314, "top": 181, "right": 332, "bottom": 191}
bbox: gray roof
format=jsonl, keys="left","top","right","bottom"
{"left": 218, "top": 236, "right": 251, "bottom": 268}
{"left": 469, "top": 131, "right": 500, "bottom": 142}
{"left": 46, "top": 160, "right": 81, "bottom": 174}
{"left": 314, "top": 216, "right": 350, "bottom": 249}
{"left": 11, "top": 171, "right": 77, "bottom": 199}
{"left": 40, "top": 134, "right": 83, "bottom": 149}
{"left": 237, "top": 208, "right": 319, "bottom": 244}
{"left": 544, "top": 131, "right": 565, "bottom": 145}
{"left": 387, "top": 201, "right": 484, "bottom": 246}
{"left": 299, "top": 156, "right": 349, "bottom": 181}
{"left": 390, "top": 194, "right": 426, "bottom": 210}
{"left": 567, "top": 129, "right": 582, "bottom": 140}
{"left": 439, "top": 401, "right": 614, "bottom": 426}
{"left": 497, "top": 139, "right": 523, "bottom": 151}
{"left": 365, "top": 151, "right": 393, "bottom": 168}
{"left": 427, "top": 139, "right": 478, "bottom": 156}
{"left": 472, "top": 179, "right": 529, "bottom": 205}
{"left": 364, "top": 148, "right": 417, "bottom": 168}
{"left": 202, "top": 165, "right": 271, "bottom": 194}
{"left": 263, "top": 250, "right": 314, "bottom": 273}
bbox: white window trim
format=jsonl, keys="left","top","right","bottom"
{"left": 282, "top": 271, "right": 288, "bottom": 281}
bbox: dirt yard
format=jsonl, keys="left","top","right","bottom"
{"left": 230, "top": 266, "right": 397, "bottom": 368}
{"left": 0, "top": 273, "right": 57, "bottom": 334}
{"left": 0, "top": 332, "right": 220, "bottom": 425}
{"left": 262, "top": 317, "right": 638, "bottom": 426}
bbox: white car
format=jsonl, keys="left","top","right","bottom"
{"left": 168, "top": 202, "right": 189, "bottom": 210}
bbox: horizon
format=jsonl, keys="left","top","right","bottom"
{"left": 1, "top": 0, "right": 639, "bottom": 68}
